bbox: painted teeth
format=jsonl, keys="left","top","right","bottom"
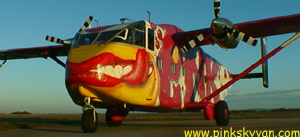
{"left": 90, "top": 65, "right": 133, "bottom": 79}
{"left": 90, "top": 64, "right": 153, "bottom": 79}
{"left": 114, "top": 65, "right": 123, "bottom": 78}
{"left": 123, "top": 66, "right": 133, "bottom": 76}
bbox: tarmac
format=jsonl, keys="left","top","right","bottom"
{"left": 0, "top": 118, "right": 299, "bottom": 137}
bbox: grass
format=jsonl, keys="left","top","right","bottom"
{"left": 1, "top": 110, "right": 299, "bottom": 131}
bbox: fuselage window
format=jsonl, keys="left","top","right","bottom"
{"left": 148, "top": 28, "right": 154, "bottom": 51}
{"left": 157, "top": 58, "right": 162, "bottom": 69}
{"left": 171, "top": 63, "right": 176, "bottom": 73}
{"left": 181, "top": 67, "right": 186, "bottom": 76}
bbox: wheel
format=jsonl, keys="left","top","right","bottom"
{"left": 214, "top": 100, "right": 229, "bottom": 126}
{"left": 81, "top": 109, "right": 98, "bottom": 133}
{"left": 105, "top": 109, "right": 123, "bottom": 127}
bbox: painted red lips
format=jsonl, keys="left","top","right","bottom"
{"left": 66, "top": 49, "right": 153, "bottom": 87}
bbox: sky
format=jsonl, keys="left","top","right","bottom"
{"left": 0, "top": 0, "right": 299, "bottom": 114}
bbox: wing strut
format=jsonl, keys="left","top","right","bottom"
{"left": 49, "top": 55, "right": 65, "bottom": 68}
{"left": 201, "top": 32, "right": 300, "bottom": 102}
{"left": 0, "top": 59, "right": 7, "bottom": 68}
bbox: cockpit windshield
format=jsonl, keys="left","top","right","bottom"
{"left": 72, "top": 21, "right": 146, "bottom": 48}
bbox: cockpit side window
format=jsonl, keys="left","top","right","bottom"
{"left": 116, "top": 29, "right": 128, "bottom": 40}
{"left": 136, "top": 23, "right": 145, "bottom": 47}
{"left": 109, "top": 22, "right": 146, "bottom": 47}
{"left": 132, "top": 29, "right": 145, "bottom": 47}
{"left": 134, "top": 23, "right": 145, "bottom": 31}
{"left": 109, "top": 29, "right": 128, "bottom": 43}
{"left": 148, "top": 28, "right": 154, "bottom": 50}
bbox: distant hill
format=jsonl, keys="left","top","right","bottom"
{"left": 10, "top": 111, "right": 33, "bottom": 115}
{"left": 231, "top": 108, "right": 300, "bottom": 112}
{"left": 269, "top": 108, "right": 300, "bottom": 112}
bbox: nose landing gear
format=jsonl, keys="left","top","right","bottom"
{"left": 81, "top": 97, "right": 98, "bottom": 133}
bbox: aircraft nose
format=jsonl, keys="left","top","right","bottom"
{"left": 65, "top": 44, "right": 114, "bottom": 85}
{"left": 67, "top": 44, "right": 115, "bottom": 67}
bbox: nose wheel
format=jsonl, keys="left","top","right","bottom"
{"left": 81, "top": 97, "right": 98, "bottom": 133}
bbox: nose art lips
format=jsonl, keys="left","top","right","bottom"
{"left": 66, "top": 49, "right": 153, "bottom": 87}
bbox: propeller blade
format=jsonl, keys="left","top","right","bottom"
{"left": 45, "top": 16, "right": 94, "bottom": 46}
{"left": 45, "top": 35, "right": 65, "bottom": 44}
{"left": 213, "top": 0, "right": 221, "bottom": 18}
{"left": 182, "top": 31, "right": 210, "bottom": 53}
{"left": 78, "top": 16, "right": 94, "bottom": 33}
{"left": 226, "top": 28, "right": 258, "bottom": 46}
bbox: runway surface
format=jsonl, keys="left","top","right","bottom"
{"left": 1, "top": 118, "right": 299, "bottom": 137}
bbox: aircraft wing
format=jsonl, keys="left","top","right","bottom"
{"left": 176, "top": 13, "right": 300, "bottom": 47}
{"left": 174, "top": 28, "right": 213, "bottom": 47}
{"left": 0, "top": 45, "right": 68, "bottom": 60}
{"left": 236, "top": 14, "right": 300, "bottom": 38}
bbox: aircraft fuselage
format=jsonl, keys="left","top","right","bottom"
{"left": 65, "top": 21, "right": 232, "bottom": 111}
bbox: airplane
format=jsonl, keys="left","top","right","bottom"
{"left": 0, "top": 0, "right": 300, "bottom": 133}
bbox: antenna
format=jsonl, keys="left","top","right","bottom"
{"left": 120, "top": 18, "right": 129, "bottom": 24}
{"left": 94, "top": 20, "right": 99, "bottom": 27}
{"left": 146, "top": 11, "right": 151, "bottom": 22}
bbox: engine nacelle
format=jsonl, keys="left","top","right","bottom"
{"left": 210, "top": 17, "right": 240, "bottom": 49}
{"left": 212, "top": 33, "right": 239, "bottom": 49}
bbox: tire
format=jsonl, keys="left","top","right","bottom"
{"left": 214, "top": 100, "right": 229, "bottom": 126}
{"left": 105, "top": 109, "right": 123, "bottom": 127}
{"left": 81, "top": 109, "right": 98, "bottom": 133}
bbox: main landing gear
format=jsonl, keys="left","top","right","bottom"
{"left": 214, "top": 100, "right": 229, "bottom": 126}
{"left": 106, "top": 108, "right": 129, "bottom": 127}
{"left": 200, "top": 100, "right": 229, "bottom": 126}
{"left": 81, "top": 97, "right": 98, "bottom": 133}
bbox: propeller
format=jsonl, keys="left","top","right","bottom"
{"left": 182, "top": 0, "right": 258, "bottom": 53}
{"left": 45, "top": 35, "right": 66, "bottom": 44}
{"left": 78, "top": 16, "right": 94, "bottom": 33}
{"left": 181, "top": 30, "right": 211, "bottom": 53}
{"left": 45, "top": 16, "right": 94, "bottom": 45}
{"left": 225, "top": 27, "right": 258, "bottom": 46}
{"left": 213, "top": 0, "right": 221, "bottom": 18}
